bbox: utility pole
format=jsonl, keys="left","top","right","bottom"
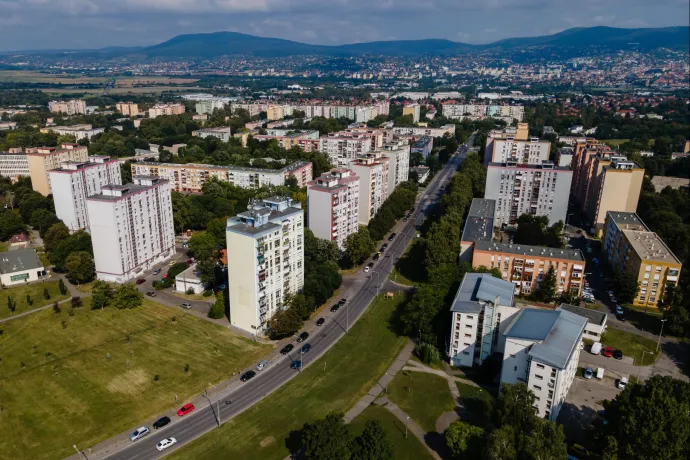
{"left": 405, "top": 416, "right": 410, "bottom": 438}
{"left": 216, "top": 398, "right": 221, "bottom": 427}
{"left": 656, "top": 319, "right": 667, "bottom": 352}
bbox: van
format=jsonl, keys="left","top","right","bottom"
{"left": 590, "top": 342, "right": 602, "bottom": 355}
{"left": 596, "top": 368, "right": 604, "bottom": 379}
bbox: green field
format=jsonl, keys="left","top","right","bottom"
{"left": 0, "top": 299, "right": 270, "bottom": 460}
{"left": 387, "top": 370, "right": 455, "bottom": 433}
{"left": 601, "top": 327, "right": 660, "bottom": 364}
{"left": 169, "top": 294, "right": 409, "bottom": 460}
{"left": 349, "top": 405, "right": 433, "bottom": 460}
{"left": 0, "top": 280, "right": 69, "bottom": 319}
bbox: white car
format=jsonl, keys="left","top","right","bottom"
{"left": 256, "top": 360, "right": 269, "bottom": 371}
{"left": 364, "top": 266, "right": 370, "bottom": 273}
{"left": 617, "top": 376, "right": 628, "bottom": 390}
{"left": 156, "top": 437, "right": 178, "bottom": 451}
{"left": 129, "top": 426, "right": 150, "bottom": 442}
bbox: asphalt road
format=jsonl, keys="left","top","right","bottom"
{"left": 99, "top": 136, "right": 474, "bottom": 460}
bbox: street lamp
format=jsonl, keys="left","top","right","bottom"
{"left": 656, "top": 319, "right": 667, "bottom": 352}
{"left": 73, "top": 445, "right": 88, "bottom": 460}
{"left": 405, "top": 416, "right": 410, "bottom": 438}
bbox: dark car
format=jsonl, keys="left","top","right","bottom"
{"left": 297, "top": 331, "right": 309, "bottom": 342}
{"left": 381, "top": 244, "right": 388, "bottom": 251}
{"left": 146, "top": 291, "right": 156, "bottom": 297}
{"left": 613, "top": 350, "right": 623, "bottom": 360}
{"left": 280, "top": 344, "right": 294, "bottom": 355}
{"left": 240, "top": 370, "right": 256, "bottom": 382}
{"left": 339, "top": 298, "right": 347, "bottom": 306}
{"left": 616, "top": 313, "right": 626, "bottom": 322}
{"left": 316, "top": 318, "right": 325, "bottom": 326}
{"left": 372, "top": 253, "right": 381, "bottom": 261}
{"left": 153, "top": 416, "right": 171, "bottom": 429}
{"left": 300, "top": 343, "right": 312, "bottom": 354}
{"left": 136, "top": 278, "right": 146, "bottom": 285}
{"left": 153, "top": 269, "right": 162, "bottom": 275}
{"left": 388, "top": 233, "right": 396, "bottom": 241}
{"left": 290, "top": 360, "right": 302, "bottom": 370}
{"left": 330, "top": 304, "right": 341, "bottom": 313}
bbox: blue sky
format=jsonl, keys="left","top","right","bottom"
{"left": 1, "top": 0, "right": 688, "bottom": 51}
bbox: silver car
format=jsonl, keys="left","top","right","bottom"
{"left": 256, "top": 360, "right": 269, "bottom": 371}
{"left": 130, "top": 426, "right": 150, "bottom": 441}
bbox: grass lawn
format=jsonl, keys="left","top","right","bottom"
{"left": 168, "top": 294, "right": 409, "bottom": 460}
{"left": 0, "top": 241, "right": 8, "bottom": 252}
{"left": 387, "top": 371, "right": 455, "bottom": 433}
{"left": 0, "top": 280, "right": 69, "bottom": 319}
{"left": 392, "top": 239, "right": 426, "bottom": 286}
{"left": 601, "top": 327, "right": 660, "bottom": 364}
{"left": 0, "top": 299, "right": 270, "bottom": 460}
{"left": 349, "top": 405, "right": 433, "bottom": 460}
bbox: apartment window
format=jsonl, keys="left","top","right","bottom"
{"left": 464, "top": 333, "right": 472, "bottom": 338}
{"left": 464, "top": 343, "right": 471, "bottom": 347}
{"left": 656, "top": 266, "right": 662, "bottom": 272}
{"left": 534, "top": 374, "right": 544, "bottom": 380}
{"left": 462, "top": 351, "right": 470, "bottom": 356}
{"left": 466, "top": 315, "right": 474, "bottom": 320}
{"left": 533, "top": 385, "right": 542, "bottom": 391}
{"left": 645, "top": 265, "right": 652, "bottom": 272}
{"left": 465, "top": 324, "right": 473, "bottom": 329}
{"left": 514, "top": 366, "right": 518, "bottom": 371}
{"left": 536, "top": 363, "right": 545, "bottom": 369}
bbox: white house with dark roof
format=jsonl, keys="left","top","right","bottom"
{"left": 501, "top": 308, "right": 587, "bottom": 421}
{"left": 0, "top": 248, "right": 45, "bottom": 286}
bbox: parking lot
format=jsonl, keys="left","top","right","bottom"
{"left": 558, "top": 377, "right": 621, "bottom": 446}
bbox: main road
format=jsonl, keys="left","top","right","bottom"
{"left": 90, "top": 135, "right": 475, "bottom": 460}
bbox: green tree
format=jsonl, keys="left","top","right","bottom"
{"left": 300, "top": 413, "right": 351, "bottom": 460}
{"left": 0, "top": 209, "right": 25, "bottom": 240}
{"left": 64, "top": 251, "right": 95, "bottom": 284}
{"left": 343, "top": 228, "right": 375, "bottom": 267}
{"left": 492, "top": 383, "right": 538, "bottom": 430}
{"left": 43, "top": 288, "right": 50, "bottom": 300}
{"left": 445, "top": 420, "right": 484, "bottom": 459}
{"left": 29, "top": 209, "right": 60, "bottom": 235}
{"left": 7, "top": 296, "right": 16, "bottom": 315}
{"left": 91, "top": 280, "right": 112, "bottom": 310}
{"left": 112, "top": 283, "right": 143, "bottom": 309}
{"left": 613, "top": 272, "right": 640, "bottom": 305}
{"left": 58, "top": 278, "right": 67, "bottom": 295}
{"left": 49, "top": 230, "right": 93, "bottom": 271}
{"left": 485, "top": 425, "right": 517, "bottom": 460}
{"left": 43, "top": 222, "right": 69, "bottom": 253}
{"left": 532, "top": 266, "right": 557, "bottom": 303}
{"left": 208, "top": 291, "right": 226, "bottom": 319}
{"left": 522, "top": 419, "right": 568, "bottom": 459}
{"left": 351, "top": 420, "right": 394, "bottom": 460}
{"left": 269, "top": 308, "right": 303, "bottom": 339}
{"left": 188, "top": 231, "right": 219, "bottom": 285}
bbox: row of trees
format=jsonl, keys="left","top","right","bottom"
{"left": 91, "top": 281, "right": 144, "bottom": 310}
{"left": 367, "top": 181, "right": 418, "bottom": 241}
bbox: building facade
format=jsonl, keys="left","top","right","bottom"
{"left": 226, "top": 197, "right": 304, "bottom": 334}
{"left": 148, "top": 103, "right": 185, "bottom": 118}
{"left": 472, "top": 241, "right": 585, "bottom": 297}
{"left": 25, "top": 143, "right": 89, "bottom": 196}
{"left": 442, "top": 103, "right": 524, "bottom": 122}
{"left": 391, "top": 125, "right": 455, "bottom": 138}
{"left": 379, "top": 140, "right": 410, "bottom": 195}
{"left": 485, "top": 138, "right": 551, "bottom": 166}
{"left": 402, "top": 103, "right": 421, "bottom": 123}
{"left": 192, "top": 127, "right": 232, "bottom": 142}
{"left": 306, "top": 168, "right": 360, "bottom": 250}
{"left": 49, "top": 156, "right": 122, "bottom": 231}
{"left": 41, "top": 124, "right": 105, "bottom": 141}
{"left": 0, "top": 149, "right": 29, "bottom": 182}
{"left": 320, "top": 133, "right": 372, "bottom": 168}
{"left": 49, "top": 99, "right": 87, "bottom": 115}
{"left": 410, "top": 136, "right": 433, "bottom": 159}
{"left": 116, "top": 102, "right": 139, "bottom": 117}
{"left": 86, "top": 176, "right": 175, "bottom": 283}
{"left": 501, "top": 308, "right": 587, "bottom": 421}
{"left": 485, "top": 161, "right": 572, "bottom": 227}
{"left": 195, "top": 100, "right": 226, "bottom": 115}
{"left": 349, "top": 154, "right": 390, "bottom": 225}
{"left": 602, "top": 212, "right": 682, "bottom": 308}
{"left": 448, "top": 273, "right": 519, "bottom": 367}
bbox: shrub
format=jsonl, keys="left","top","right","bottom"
{"left": 415, "top": 342, "right": 441, "bottom": 365}
{"left": 202, "top": 290, "right": 213, "bottom": 297}
{"left": 52, "top": 302, "right": 61, "bottom": 314}
{"left": 186, "top": 287, "right": 195, "bottom": 295}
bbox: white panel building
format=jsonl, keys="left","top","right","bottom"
{"left": 320, "top": 133, "right": 372, "bottom": 168}
{"left": 226, "top": 197, "right": 304, "bottom": 334}
{"left": 501, "top": 308, "right": 587, "bottom": 421}
{"left": 0, "top": 149, "right": 29, "bottom": 182}
{"left": 86, "top": 176, "right": 175, "bottom": 283}
{"left": 49, "top": 156, "right": 122, "bottom": 231}
{"left": 380, "top": 140, "right": 410, "bottom": 195}
{"left": 448, "top": 273, "right": 520, "bottom": 368}
{"left": 349, "top": 154, "right": 390, "bottom": 225}
{"left": 485, "top": 138, "right": 551, "bottom": 166}
{"left": 307, "top": 168, "right": 360, "bottom": 250}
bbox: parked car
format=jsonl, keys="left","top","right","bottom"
{"left": 290, "top": 360, "right": 302, "bottom": 369}
{"left": 613, "top": 350, "right": 623, "bottom": 360}
{"left": 584, "top": 297, "right": 595, "bottom": 304}
{"left": 169, "top": 260, "right": 176, "bottom": 266}
{"left": 372, "top": 253, "right": 380, "bottom": 261}
{"left": 596, "top": 368, "right": 605, "bottom": 379}
{"left": 176, "top": 403, "right": 195, "bottom": 416}
{"left": 146, "top": 291, "right": 156, "bottom": 297}
{"left": 280, "top": 344, "right": 294, "bottom": 355}
{"left": 616, "top": 305, "right": 625, "bottom": 316}
{"left": 330, "top": 304, "right": 341, "bottom": 313}
{"left": 364, "top": 265, "right": 371, "bottom": 273}
{"left": 603, "top": 346, "right": 614, "bottom": 358}
{"left": 153, "top": 269, "right": 162, "bottom": 275}
{"left": 180, "top": 303, "right": 192, "bottom": 310}
{"left": 616, "top": 313, "right": 626, "bottom": 322}
{"left": 300, "top": 343, "right": 312, "bottom": 353}
{"left": 584, "top": 367, "right": 594, "bottom": 379}
{"left": 153, "top": 416, "right": 171, "bottom": 429}
{"left": 316, "top": 318, "right": 325, "bottom": 326}
{"left": 590, "top": 342, "right": 602, "bottom": 355}
{"left": 156, "top": 437, "right": 177, "bottom": 451}
{"left": 297, "top": 331, "right": 309, "bottom": 342}
{"left": 388, "top": 233, "right": 396, "bottom": 241}
{"left": 129, "top": 426, "right": 150, "bottom": 441}
{"left": 218, "top": 283, "right": 227, "bottom": 290}
{"left": 339, "top": 298, "right": 347, "bottom": 306}
{"left": 187, "top": 259, "right": 194, "bottom": 265}
{"left": 240, "top": 370, "right": 256, "bottom": 382}
{"left": 381, "top": 244, "right": 388, "bottom": 251}
{"left": 136, "top": 278, "right": 146, "bottom": 285}
{"left": 617, "top": 376, "right": 629, "bottom": 390}
{"left": 256, "top": 360, "right": 269, "bottom": 371}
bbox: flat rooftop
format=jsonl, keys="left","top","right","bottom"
{"left": 135, "top": 160, "right": 310, "bottom": 175}
{"left": 474, "top": 240, "right": 585, "bottom": 262}
{"left": 622, "top": 229, "right": 681, "bottom": 264}
{"left": 558, "top": 303, "right": 606, "bottom": 326}
{"left": 0, "top": 248, "right": 43, "bottom": 274}
{"left": 488, "top": 161, "right": 571, "bottom": 172}
{"left": 462, "top": 200, "right": 495, "bottom": 245}
{"left": 608, "top": 212, "right": 649, "bottom": 232}
{"left": 450, "top": 273, "right": 515, "bottom": 314}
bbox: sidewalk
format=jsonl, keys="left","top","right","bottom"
{"left": 374, "top": 397, "right": 442, "bottom": 460}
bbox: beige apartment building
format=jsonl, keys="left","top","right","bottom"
{"left": 25, "top": 143, "right": 89, "bottom": 195}
{"left": 349, "top": 154, "right": 390, "bottom": 225}
{"left": 472, "top": 241, "right": 585, "bottom": 297}
{"left": 48, "top": 99, "right": 86, "bottom": 115}
{"left": 602, "top": 212, "right": 682, "bottom": 308}
{"left": 148, "top": 103, "right": 185, "bottom": 118}
{"left": 116, "top": 102, "right": 139, "bottom": 117}
{"left": 402, "top": 103, "right": 420, "bottom": 123}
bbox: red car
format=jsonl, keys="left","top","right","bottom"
{"left": 602, "top": 346, "right": 613, "bottom": 358}
{"left": 176, "top": 403, "right": 195, "bottom": 416}
{"left": 136, "top": 278, "right": 146, "bottom": 285}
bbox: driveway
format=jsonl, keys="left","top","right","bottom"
{"left": 558, "top": 377, "right": 620, "bottom": 446}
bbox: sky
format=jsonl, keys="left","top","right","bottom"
{"left": 1, "top": 0, "right": 688, "bottom": 51}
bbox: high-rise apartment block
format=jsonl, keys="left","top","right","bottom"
{"left": 472, "top": 241, "right": 585, "bottom": 297}
{"left": 195, "top": 100, "right": 226, "bottom": 115}
{"left": 116, "top": 102, "right": 139, "bottom": 117}
{"left": 602, "top": 212, "right": 682, "bottom": 308}
{"left": 131, "top": 161, "right": 312, "bottom": 192}
{"left": 485, "top": 161, "right": 572, "bottom": 227}
{"left": 379, "top": 140, "right": 410, "bottom": 195}
{"left": 307, "top": 168, "right": 360, "bottom": 250}
{"left": 402, "top": 103, "right": 421, "bottom": 123}
{"left": 49, "top": 99, "right": 87, "bottom": 115}
{"left": 391, "top": 125, "right": 456, "bottom": 138}
{"left": 86, "top": 176, "right": 175, "bottom": 283}
{"left": 484, "top": 136, "right": 551, "bottom": 166}
{"left": 226, "top": 197, "right": 304, "bottom": 334}
{"left": 447, "top": 273, "right": 519, "bottom": 368}
{"left": 501, "top": 308, "right": 586, "bottom": 421}
{"left": 410, "top": 136, "right": 433, "bottom": 159}
{"left": 320, "top": 132, "right": 372, "bottom": 168}
{"left": 571, "top": 142, "right": 644, "bottom": 234}
{"left": 25, "top": 143, "right": 89, "bottom": 196}
{"left": 442, "top": 103, "right": 524, "bottom": 123}
{"left": 0, "top": 148, "right": 29, "bottom": 182}
{"left": 49, "top": 156, "right": 122, "bottom": 231}
{"left": 148, "top": 103, "right": 185, "bottom": 118}
{"left": 349, "top": 154, "right": 390, "bottom": 225}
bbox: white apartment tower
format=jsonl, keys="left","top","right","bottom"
{"left": 485, "top": 138, "right": 551, "bottom": 166}
{"left": 349, "top": 154, "right": 390, "bottom": 225}
{"left": 226, "top": 197, "right": 304, "bottom": 334}
{"left": 320, "top": 133, "right": 372, "bottom": 168}
{"left": 86, "top": 176, "right": 175, "bottom": 283}
{"left": 380, "top": 140, "right": 410, "bottom": 195}
{"left": 307, "top": 168, "right": 360, "bottom": 250}
{"left": 48, "top": 99, "right": 87, "bottom": 115}
{"left": 49, "top": 156, "right": 122, "bottom": 231}
{"left": 501, "top": 308, "right": 587, "bottom": 421}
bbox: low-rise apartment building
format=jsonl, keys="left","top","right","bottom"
{"left": 448, "top": 273, "right": 519, "bottom": 368}
{"left": 25, "top": 143, "right": 89, "bottom": 196}
{"left": 472, "top": 241, "right": 585, "bottom": 297}
{"left": 501, "top": 308, "right": 587, "bottom": 421}
{"left": 148, "top": 103, "right": 185, "bottom": 118}
{"left": 192, "top": 127, "right": 232, "bottom": 142}
{"left": 459, "top": 198, "right": 496, "bottom": 264}
{"left": 349, "top": 154, "right": 389, "bottom": 225}
{"left": 49, "top": 99, "right": 86, "bottom": 115}
{"left": 391, "top": 125, "right": 455, "bottom": 138}
{"left": 49, "top": 156, "right": 122, "bottom": 231}
{"left": 320, "top": 132, "right": 372, "bottom": 168}
{"left": 87, "top": 176, "right": 175, "bottom": 283}
{"left": 131, "top": 161, "right": 312, "bottom": 192}
{"left": 410, "top": 136, "right": 433, "bottom": 159}
{"left": 485, "top": 161, "right": 572, "bottom": 227}
{"left": 307, "top": 168, "right": 360, "bottom": 250}
{"left": 602, "top": 212, "right": 682, "bottom": 308}
{"left": 442, "top": 103, "right": 524, "bottom": 122}
{"left": 253, "top": 129, "right": 321, "bottom": 151}
{"left": 557, "top": 304, "right": 607, "bottom": 340}
{"left": 226, "top": 197, "right": 304, "bottom": 334}
{"left": 41, "top": 124, "right": 105, "bottom": 141}
{"left": 0, "top": 149, "right": 29, "bottom": 182}
{"left": 115, "top": 102, "right": 139, "bottom": 117}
